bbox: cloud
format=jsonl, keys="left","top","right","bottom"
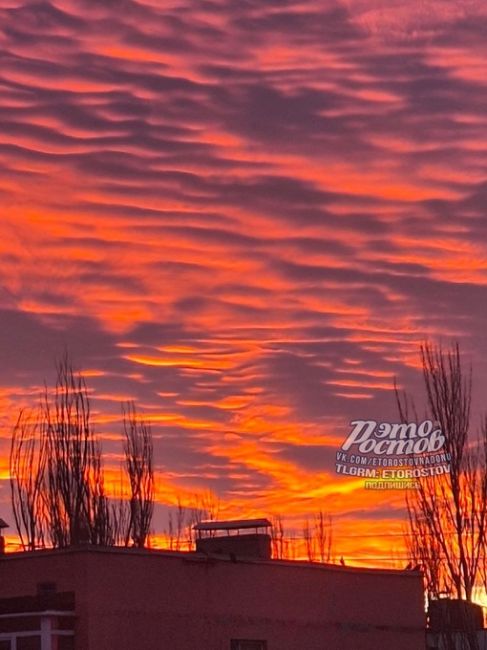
{"left": 0, "top": 0, "right": 485, "bottom": 562}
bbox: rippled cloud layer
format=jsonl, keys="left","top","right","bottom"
{"left": 0, "top": 0, "right": 486, "bottom": 562}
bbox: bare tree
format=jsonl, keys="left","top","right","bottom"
{"left": 9, "top": 409, "right": 47, "bottom": 550}
{"left": 397, "top": 342, "right": 487, "bottom": 602}
{"left": 271, "top": 514, "right": 286, "bottom": 559}
{"left": 43, "top": 356, "right": 114, "bottom": 547}
{"left": 314, "top": 511, "right": 333, "bottom": 563}
{"left": 167, "top": 497, "right": 188, "bottom": 551}
{"left": 303, "top": 511, "right": 333, "bottom": 563}
{"left": 303, "top": 518, "right": 315, "bottom": 561}
{"left": 10, "top": 355, "right": 123, "bottom": 549}
{"left": 184, "top": 491, "right": 220, "bottom": 549}
{"left": 122, "top": 402, "right": 154, "bottom": 548}
{"left": 397, "top": 342, "right": 487, "bottom": 650}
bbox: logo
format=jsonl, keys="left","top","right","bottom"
{"left": 336, "top": 419, "right": 451, "bottom": 489}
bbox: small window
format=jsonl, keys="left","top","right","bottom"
{"left": 231, "top": 641, "right": 267, "bottom": 650}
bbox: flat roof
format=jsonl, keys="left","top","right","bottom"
{"left": 0, "top": 545, "right": 423, "bottom": 579}
{"left": 193, "top": 518, "right": 271, "bottom": 531}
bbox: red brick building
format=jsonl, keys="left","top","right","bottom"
{"left": 0, "top": 537, "right": 425, "bottom": 650}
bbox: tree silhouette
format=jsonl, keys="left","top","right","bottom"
{"left": 397, "top": 342, "right": 487, "bottom": 650}
{"left": 303, "top": 511, "right": 333, "bottom": 563}
{"left": 10, "top": 409, "right": 47, "bottom": 550}
{"left": 43, "top": 356, "right": 113, "bottom": 546}
{"left": 122, "top": 401, "right": 154, "bottom": 548}
{"left": 9, "top": 356, "right": 154, "bottom": 550}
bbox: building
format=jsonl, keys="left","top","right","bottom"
{"left": 427, "top": 598, "right": 486, "bottom": 649}
{"left": 0, "top": 520, "right": 426, "bottom": 650}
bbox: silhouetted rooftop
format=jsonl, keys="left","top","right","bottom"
{"left": 193, "top": 518, "right": 271, "bottom": 532}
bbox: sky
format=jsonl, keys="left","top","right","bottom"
{"left": 0, "top": 0, "right": 486, "bottom": 565}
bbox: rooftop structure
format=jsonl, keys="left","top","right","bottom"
{"left": 194, "top": 518, "right": 272, "bottom": 560}
{"left": 194, "top": 518, "right": 271, "bottom": 534}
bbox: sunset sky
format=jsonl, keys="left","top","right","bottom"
{"left": 0, "top": 0, "right": 486, "bottom": 565}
